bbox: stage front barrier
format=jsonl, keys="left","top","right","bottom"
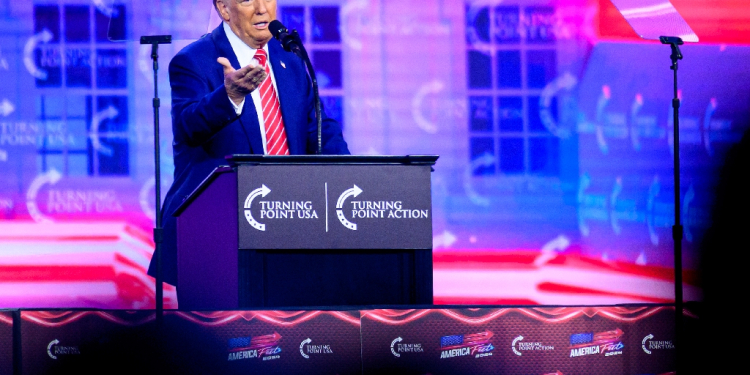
{"left": 14, "top": 305, "right": 693, "bottom": 375}
{"left": 175, "top": 155, "right": 437, "bottom": 310}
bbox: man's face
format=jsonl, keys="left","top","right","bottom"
{"left": 217, "top": 0, "right": 277, "bottom": 49}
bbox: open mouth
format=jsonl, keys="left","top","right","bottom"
{"left": 253, "top": 22, "right": 268, "bottom": 30}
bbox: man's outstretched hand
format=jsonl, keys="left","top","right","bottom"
{"left": 217, "top": 57, "right": 268, "bottom": 105}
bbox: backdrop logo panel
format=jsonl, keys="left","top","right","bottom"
{"left": 164, "top": 310, "right": 362, "bottom": 375}
{"left": 13, "top": 306, "right": 688, "bottom": 374}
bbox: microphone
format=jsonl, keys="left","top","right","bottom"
{"left": 268, "top": 20, "right": 323, "bottom": 154}
{"left": 269, "top": 20, "right": 301, "bottom": 55}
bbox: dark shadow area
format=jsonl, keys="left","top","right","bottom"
{"left": 690, "top": 126, "right": 750, "bottom": 374}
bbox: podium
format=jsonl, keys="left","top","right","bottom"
{"left": 173, "top": 155, "right": 438, "bottom": 310}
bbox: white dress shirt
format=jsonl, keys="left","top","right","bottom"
{"left": 223, "top": 21, "right": 281, "bottom": 154}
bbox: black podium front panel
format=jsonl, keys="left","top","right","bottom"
{"left": 237, "top": 164, "right": 432, "bottom": 250}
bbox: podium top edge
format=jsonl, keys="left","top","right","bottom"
{"left": 226, "top": 154, "right": 439, "bottom": 165}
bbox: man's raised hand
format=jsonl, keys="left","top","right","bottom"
{"left": 217, "top": 57, "right": 268, "bottom": 105}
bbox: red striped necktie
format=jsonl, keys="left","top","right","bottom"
{"left": 254, "top": 49, "right": 290, "bottom": 155}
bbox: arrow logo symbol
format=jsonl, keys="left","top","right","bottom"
{"left": 390, "top": 337, "right": 402, "bottom": 357}
{"left": 26, "top": 169, "right": 62, "bottom": 223}
{"left": 642, "top": 334, "right": 654, "bottom": 354}
{"left": 47, "top": 339, "right": 60, "bottom": 359}
{"left": 90, "top": 106, "right": 119, "bottom": 156}
{"left": 24, "top": 29, "right": 53, "bottom": 80}
{"left": 336, "top": 185, "right": 362, "bottom": 230}
{"left": 244, "top": 184, "right": 271, "bottom": 231}
{"left": 512, "top": 335, "right": 524, "bottom": 356}
{"left": 300, "top": 338, "right": 312, "bottom": 359}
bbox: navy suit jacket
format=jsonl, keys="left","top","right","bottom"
{"left": 148, "top": 25, "right": 349, "bottom": 286}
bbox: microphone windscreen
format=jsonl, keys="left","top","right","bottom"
{"left": 268, "top": 20, "right": 286, "bottom": 39}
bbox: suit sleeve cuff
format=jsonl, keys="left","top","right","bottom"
{"left": 229, "top": 96, "right": 245, "bottom": 115}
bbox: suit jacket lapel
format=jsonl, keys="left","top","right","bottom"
{"left": 212, "top": 25, "right": 241, "bottom": 70}
{"left": 268, "top": 39, "right": 303, "bottom": 154}
{"left": 212, "top": 25, "right": 264, "bottom": 154}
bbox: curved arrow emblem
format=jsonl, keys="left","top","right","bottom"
{"left": 336, "top": 185, "right": 362, "bottom": 230}
{"left": 244, "top": 185, "right": 271, "bottom": 231}
{"left": 539, "top": 72, "right": 577, "bottom": 138}
{"left": 512, "top": 335, "right": 523, "bottom": 356}
{"left": 24, "top": 29, "right": 53, "bottom": 80}
{"left": 90, "top": 106, "right": 119, "bottom": 156}
{"left": 47, "top": 339, "right": 60, "bottom": 359}
{"left": 642, "top": 334, "right": 653, "bottom": 354}
{"left": 412, "top": 80, "right": 444, "bottom": 134}
{"left": 463, "top": 153, "right": 494, "bottom": 207}
{"left": 390, "top": 337, "right": 402, "bottom": 357}
{"left": 300, "top": 338, "right": 312, "bottom": 359}
{"left": 630, "top": 94, "right": 643, "bottom": 151}
{"left": 27, "top": 169, "right": 62, "bottom": 223}
{"left": 595, "top": 85, "right": 611, "bottom": 155}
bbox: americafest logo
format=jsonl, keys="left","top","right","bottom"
{"left": 439, "top": 331, "right": 494, "bottom": 359}
{"left": 227, "top": 332, "right": 282, "bottom": 361}
{"left": 243, "top": 183, "right": 429, "bottom": 231}
{"left": 569, "top": 329, "right": 624, "bottom": 358}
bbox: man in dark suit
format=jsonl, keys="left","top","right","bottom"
{"left": 148, "top": 0, "right": 349, "bottom": 287}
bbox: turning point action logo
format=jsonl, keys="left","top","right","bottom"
{"left": 337, "top": 184, "right": 429, "bottom": 231}
{"left": 512, "top": 335, "right": 554, "bottom": 356}
{"left": 439, "top": 331, "right": 494, "bottom": 359}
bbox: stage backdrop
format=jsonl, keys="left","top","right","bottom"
{"left": 0, "top": 0, "right": 748, "bottom": 309}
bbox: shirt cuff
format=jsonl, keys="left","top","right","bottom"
{"left": 229, "top": 96, "right": 245, "bottom": 115}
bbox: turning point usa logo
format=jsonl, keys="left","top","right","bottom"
{"left": 47, "top": 339, "right": 80, "bottom": 359}
{"left": 569, "top": 329, "right": 624, "bottom": 357}
{"left": 227, "top": 332, "right": 282, "bottom": 361}
{"left": 439, "top": 331, "right": 494, "bottom": 359}
{"left": 641, "top": 334, "right": 674, "bottom": 354}
{"left": 244, "top": 185, "right": 319, "bottom": 231}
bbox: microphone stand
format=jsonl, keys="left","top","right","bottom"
{"left": 282, "top": 30, "right": 322, "bottom": 154}
{"left": 140, "top": 35, "right": 171, "bottom": 327}
{"left": 660, "top": 35, "right": 683, "bottom": 374}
